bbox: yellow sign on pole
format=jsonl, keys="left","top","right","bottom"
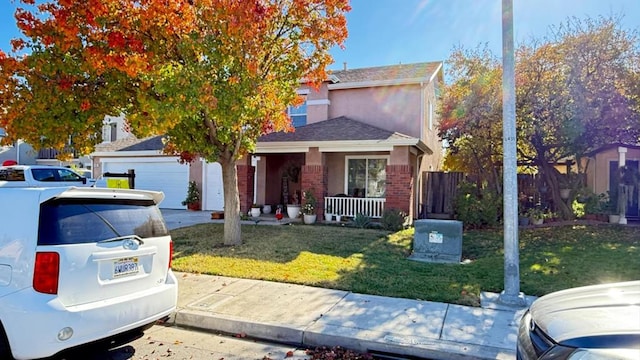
{"left": 106, "top": 178, "right": 130, "bottom": 189}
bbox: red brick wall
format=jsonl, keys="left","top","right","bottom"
{"left": 237, "top": 164, "right": 254, "bottom": 214}
{"left": 301, "top": 165, "right": 328, "bottom": 215}
{"left": 385, "top": 164, "right": 414, "bottom": 216}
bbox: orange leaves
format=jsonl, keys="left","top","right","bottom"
{"left": 107, "top": 31, "right": 126, "bottom": 48}
{"left": 80, "top": 100, "right": 91, "bottom": 111}
{"left": 10, "top": 39, "right": 26, "bottom": 52}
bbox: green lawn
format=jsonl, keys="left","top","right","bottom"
{"left": 170, "top": 223, "right": 639, "bottom": 306}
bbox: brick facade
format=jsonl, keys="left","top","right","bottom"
{"left": 237, "top": 164, "right": 254, "bottom": 214}
{"left": 301, "top": 165, "right": 328, "bottom": 215}
{"left": 385, "top": 164, "right": 414, "bottom": 216}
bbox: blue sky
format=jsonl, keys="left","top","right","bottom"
{"left": 1, "top": 0, "right": 639, "bottom": 72}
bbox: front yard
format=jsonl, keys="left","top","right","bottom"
{"left": 170, "top": 222, "right": 639, "bottom": 306}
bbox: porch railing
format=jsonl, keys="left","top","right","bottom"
{"left": 324, "top": 196, "right": 386, "bottom": 218}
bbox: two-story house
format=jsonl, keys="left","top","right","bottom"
{"left": 239, "top": 62, "right": 444, "bottom": 219}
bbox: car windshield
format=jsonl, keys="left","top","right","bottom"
{"left": 38, "top": 198, "right": 168, "bottom": 245}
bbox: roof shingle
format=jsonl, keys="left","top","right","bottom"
{"left": 329, "top": 62, "right": 440, "bottom": 83}
{"left": 258, "top": 116, "right": 415, "bottom": 142}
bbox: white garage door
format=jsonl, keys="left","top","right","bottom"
{"left": 101, "top": 158, "right": 189, "bottom": 209}
{"left": 204, "top": 161, "right": 224, "bottom": 211}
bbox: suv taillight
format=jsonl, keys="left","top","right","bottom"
{"left": 33, "top": 252, "right": 60, "bottom": 294}
{"left": 169, "top": 241, "right": 173, "bottom": 269}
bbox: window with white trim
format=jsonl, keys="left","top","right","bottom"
{"left": 346, "top": 156, "right": 388, "bottom": 198}
{"left": 287, "top": 98, "right": 307, "bottom": 127}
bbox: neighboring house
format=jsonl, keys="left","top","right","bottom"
{"left": 585, "top": 143, "right": 640, "bottom": 221}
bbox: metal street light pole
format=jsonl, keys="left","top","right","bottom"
{"left": 499, "top": 0, "right": 526, "bottom": 307}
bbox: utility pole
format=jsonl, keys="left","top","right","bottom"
{"left": 498, "top": 0, "right": 526, "bottom": 307}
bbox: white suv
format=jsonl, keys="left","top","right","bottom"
{"left": 0, "top": 165, "right": 91, "bottom": 187}
{"left": 0, "top": 186, "right": 178, "bottom": 359}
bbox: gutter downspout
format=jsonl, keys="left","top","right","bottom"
{"left": 416, "top": 154, "right": 424, "bottom": 219}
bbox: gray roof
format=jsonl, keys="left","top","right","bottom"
{"left": 329, "top": 62, "right": 441, "bottom": 83}
{"left": 258, "top": 116, "right": 416, "bottom": 142}
{"left": 94, "top": 135, "right": 165, "bottom": 152}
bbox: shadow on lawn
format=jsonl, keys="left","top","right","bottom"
{"left": 169, "top": 222, "right": 640, "bottom": 305}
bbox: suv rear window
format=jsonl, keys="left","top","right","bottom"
{"left": 38, "top": 198, "right": 169, "bottom": 245}
{"left": 0, "top": 168, "right": 25, "bottom": 181}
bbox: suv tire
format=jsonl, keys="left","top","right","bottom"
{"left": 0, "top": 322, "right": 13, "bottom": 360}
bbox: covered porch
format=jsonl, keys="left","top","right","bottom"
{"left": 240, "top": 117, "right": 432, "bottom": 220}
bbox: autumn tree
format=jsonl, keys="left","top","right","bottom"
{"left": 0, "top": 0, "right": 349, "bottom": 245}
{"left": 439, "top": 16, "right": 640, "bottom": 220}
{"left": 438, "top": 45, "right": 504, "bottom": 194}
{"left": 516, "top": 16, "right": 640, "bottom": 218}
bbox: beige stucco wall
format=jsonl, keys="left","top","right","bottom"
{"left": 326, "top": 85, "right": 422, "bottom": 138}
{"left": 421, "top": 78, "right": 443, "bottom": 172}
{"left": 588, "top": 146, "right": 640, "bottom": 195}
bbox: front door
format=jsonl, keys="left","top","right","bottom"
{"left": 610, "top": 160, "right": 639, "bottom": 219}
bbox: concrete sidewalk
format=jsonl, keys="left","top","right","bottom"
{"left": 161, "top": 210, "right": 535, "bottom": 359}
{"left": 170, "top": 273, "right": 534, "bottom": 360}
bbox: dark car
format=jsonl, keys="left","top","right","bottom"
{"left": 517, "top": 280, "right": 640, "bottom": 360}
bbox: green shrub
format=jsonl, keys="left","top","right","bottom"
{"left": 453, "top": 181, "right": 502, "bottom": 228}
{"left": 350, "top": 213, "right": 372, "bottom": 228}
{"left": 380, "top": 208, "right": 407, "bottom": 231}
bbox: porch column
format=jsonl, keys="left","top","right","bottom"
{"left": 237, "top": 156, "right": 255, "bottom": 215}
{"left": 618, "top": 146, "right": 627, "bottom": 224}
{"left": 386, "top": 164, "right": 414, "bottom": 217}
{"left": 301, "top": 147, "right": 327, "bottom": 216}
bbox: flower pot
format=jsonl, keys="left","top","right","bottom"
{"left": 262, "top": 204, "right": 272, "bottom": 214}
{"left": 303, "top": 214, "right": 317, "bottom": 224}
{"left": 287, "top": 205, "right": 301, "bottom": 219}
{"left": 609, "top": 214, "right": 620, "bottom": 224}
{"left": 186, "top": 203, "right": 201, "bottom": 211}
{"left": 518, "top": 216, "right": 530, "bottom": 226}
{"left": 250, "top": 207, "right": 261, "bottom": 217}
{"left": 324, "top": 213, "right": 333, "bottom": 222}
{"left": 335, "top": 215, "right": 342, "bottom": 222}
{"left": 531, "top": 218, "right": 544, "bottom": 225}
{"left": 560, "top": 188, "right": 571, "bottom": 200}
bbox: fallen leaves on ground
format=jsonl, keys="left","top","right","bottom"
{"left": 305, "top": 346, "right": 374, "bottom": 360}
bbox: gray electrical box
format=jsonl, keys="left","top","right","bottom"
{"left": 409, "top": 219, "right": 463, "bottom": 264}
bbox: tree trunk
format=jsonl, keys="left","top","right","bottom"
{"left": 539, "top": 161, "right": 574, "bottom": 219}
{"left": 220, "top": 155, "right": 242, "bottom": 246}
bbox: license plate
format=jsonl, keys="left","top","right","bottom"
{"left": 113, "top": 257, "right": 139, "bottom": 278}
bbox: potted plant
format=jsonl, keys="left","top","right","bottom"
{"left": 518, "top": 210, "right": 530, "bottom": 226}
{"left": 181, "top": 181, "right": 201, "bottom": 211}
{"left": 287, "top": 192, "right": 301, "bottom": 219}
{"left": 324, "top": 205, "right": 334, "bottom": 222}
{"left": 250, "top": 204, "right": 261, "bottom": 217}
{"left": 335, "top": 206, "right": 343, "bottom": 222}
{"left": 302, "top": 189, "right": 317, "bottom": 224}
{"left": 525, "top": 207, "right": 545, "bottom": 225}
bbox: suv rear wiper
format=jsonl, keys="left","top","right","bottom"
{"left": 98, "top": 235, "right": 145, "bottom": 245}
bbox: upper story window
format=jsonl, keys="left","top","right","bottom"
{"left": 287, "top": 98, "right": 307, "bottom": 127}
{"left": 102, "top": 122, "right": 118, "bottom": 142}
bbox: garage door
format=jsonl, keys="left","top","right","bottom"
{"left": 204, "top": 161, "right": 224, "bottom": 211}
{"left": 101, "top": 158, "right": 189, "bottom": 209}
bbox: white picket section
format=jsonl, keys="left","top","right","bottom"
{"left": 324, "top": 196, "right": 386, "bottom": 218}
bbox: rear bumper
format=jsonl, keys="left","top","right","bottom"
{"left": 1, "top": 270, "right": 178, "bottom": 360}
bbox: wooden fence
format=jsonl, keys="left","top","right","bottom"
{"left": 420, "top": 171, "right": 465, "bottom": 219}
